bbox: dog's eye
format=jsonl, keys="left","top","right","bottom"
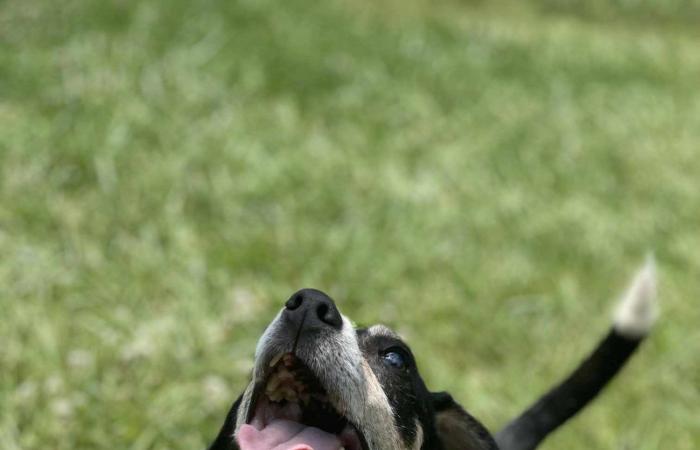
{"left": 381, "top": 348, "right": 407, "bottom": 369}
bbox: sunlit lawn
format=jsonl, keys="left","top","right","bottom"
{"left": 1, "top": 0, "right": 699, "bottom": 448}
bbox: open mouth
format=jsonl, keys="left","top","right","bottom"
{"left": 239, "top": 353, "right": 367, "bottom": 450}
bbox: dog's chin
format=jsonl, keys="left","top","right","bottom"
{"left": 240, "top": 353, "right": 367, "bottom": 450}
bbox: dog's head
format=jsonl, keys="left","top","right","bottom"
{"left": 211, "top": 288, "right": 496, "bottom": 450}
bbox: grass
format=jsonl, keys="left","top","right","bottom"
{"left": 1, "top": 0, "right": 699, "bottom": 448}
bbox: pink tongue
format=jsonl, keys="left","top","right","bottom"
{"left": 237, "top": 420, "right": 342, "bottom": 450}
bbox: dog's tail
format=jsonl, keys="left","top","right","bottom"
{"left": 495, "top": 258, "right": 658, "bottom": 450}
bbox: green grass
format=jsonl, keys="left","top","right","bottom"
{"left": 1, "top": 0, "right": 699, "bottom": 448}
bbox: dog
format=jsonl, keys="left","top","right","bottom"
{"left": 209, "top": 259, "right": 657, "bottom": 450}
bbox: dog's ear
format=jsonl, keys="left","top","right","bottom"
{"left": 431, "top": 392, "right": 498, "bottom": 450}
{"left": 208, "top": 394, "right": 242, "bottom": 450}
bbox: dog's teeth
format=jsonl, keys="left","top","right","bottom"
{"left": 266, "top": 375, "right": 281, "bottom": 392}
{"left": 277, "top": 369, "right": 293, "bottom": 381}
{"left": 280, "top": 387, "right": 298, "bottom": 402}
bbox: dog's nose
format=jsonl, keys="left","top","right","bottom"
{"left": 284, "top": 288, "right": 343, "bottom": 330}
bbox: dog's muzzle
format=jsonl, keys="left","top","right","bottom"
{"left": 239, "top": 289, "right": 367, "bottom": 450}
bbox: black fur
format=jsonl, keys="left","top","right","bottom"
{"left": 208, "top": 287, "right": 651, "bottom": 450}
{"left": 495, "top": 330, "right": 643, "bottom": 450}
{"left": 354, "top": 328, "right": 491, "bottom": 449}
{"left": 209, "top": 395, "right": 241, "bottom": 450}
{"left": 432, "top": 392, "right": 499, "bottom": 450}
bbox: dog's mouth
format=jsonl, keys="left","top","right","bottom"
{"left": 239, "top": 353, "right": 367, "bottom": 450}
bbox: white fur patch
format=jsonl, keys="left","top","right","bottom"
{"left": 254, "top": 308, "right": 284, "bottom": 364}
{"left": 367, "top": 324, "right": 400, "bottom": 339}
{"left": 412, "top": 419, "right": 424, "bottom": 450}
{"left": 613, "top": 256, "right": 658, "bottom": 338}
{"left": 234, "top": 382, "right": 255, "bottom": 436}
{"left": 355, "top": 360, "right": 403, "bottom": 449}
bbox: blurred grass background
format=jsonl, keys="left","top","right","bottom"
{"left": 1, "top": 0, "right": 699, "bottom": 448}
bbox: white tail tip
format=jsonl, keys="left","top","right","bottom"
{"left": 613, "top": 256, "right": 658, "bottom": 338}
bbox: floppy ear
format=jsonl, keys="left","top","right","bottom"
{"left": 431, "top": 392, "right": 499, "bottom": 450}
{"left": 208, "top": 394, "right": 242, "bottom": 450}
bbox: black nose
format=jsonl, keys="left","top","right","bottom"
{"left": 283, "top": 288, "right": 343, "bottom": 330}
